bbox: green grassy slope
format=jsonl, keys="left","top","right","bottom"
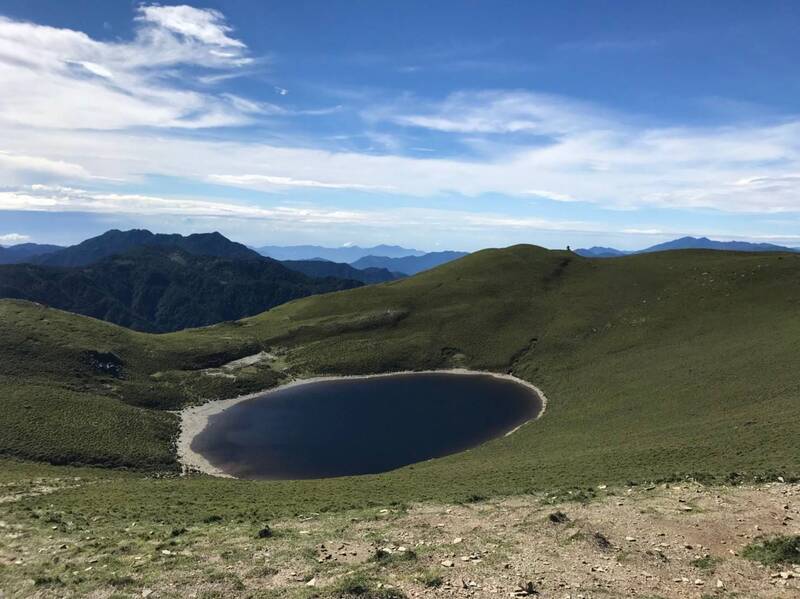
{"left": 1, "top": 245, "right": 799, "bottom": 513}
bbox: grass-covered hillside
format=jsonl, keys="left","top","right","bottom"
{"left": 1, "top": 245, "right": 799, "bottom": 513}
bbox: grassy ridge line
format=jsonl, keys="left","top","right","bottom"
{"left": 1, "top": 246, "right": 799, "bottom": 513}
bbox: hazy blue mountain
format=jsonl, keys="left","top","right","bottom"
{"left": 642, "top": 236, "right": 795, "bottom": 253}
{"left": 280, "top": 259, "right": 404, "bottom": 284}
{"left": 0, "top": 246, "right": 361, "bottom": 332}
{"left": 350, "top": 251, "right": 469, "bottom": 275}
{"left": 257, "top": 244, "right": 424, "bottom": 262}
{"left": 574, "top": 246, "right": 629, "bottom": 258}
{"left": 36, "top": 229, "right": 262, "bottom": 267}
{"left": 0, "top": 243, "right": 64, "bottom": 264}
{"left": 576, "top": 236, "right": 798, "bottom": 258}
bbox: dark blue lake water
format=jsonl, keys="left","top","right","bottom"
{"left": 191, "top": 372, "right": 542, "bottom": 480}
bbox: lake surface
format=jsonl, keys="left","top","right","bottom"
{"left": 191, "top": 372, "right": 542, "bottom": 480}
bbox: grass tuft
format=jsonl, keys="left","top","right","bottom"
{"left": 741, "top": 535, "right": 800, "bottom": 566}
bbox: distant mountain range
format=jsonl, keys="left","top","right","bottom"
{"left": 0, "top": 245, "right": 361, "bottom": 332}
{"left": 576, "top": 236, "right": 800, "bottom": 258}
{"left": 0, "top": 229, "right": 471, "bottom": 331}
{"left": 257, "top": 244, "right": 424, "bottom": 262}
{"left": 257, "top": 243, "right": 469, "bottom": 275}
{"left": 351, "top": 251, "right": 470, "bottom": 275}
{"left": 0, "top": 243, "right": 64, "bottom": 264}
{"left": 280, "top": 259, "right": 403, "bottom": 284}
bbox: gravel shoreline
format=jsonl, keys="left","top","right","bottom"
{"left": 176, "top": 368, "right": 548, "bottom": 477}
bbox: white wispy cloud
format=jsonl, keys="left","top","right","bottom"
{"left": 136, "top": 5, "right": 246, "bottom": 48}
{"left": 0, "top": 150, "right": 91, "bottom": 180}
{"left": 0, "top": 186, "right": 384, "bottom": 224}
{"left": 0, "top": 232, "right": 30, "bottom": 245}
{"left": 381, "top": 90, "right": 606, "bottom": 135}
{"left": 208, "top": 173, "right": 391, "bottom": 191}
{"left": 0, "top": 5, "right": 254, "bottom": 130}
{"left": 524, "top": 189, "right": 576, "bottom": 202}
{"left": 3, "top": 109, "right": 800, "bottom": 215}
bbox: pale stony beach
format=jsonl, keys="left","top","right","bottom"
{"left": 176, "top": 368, "right": 548, "bottom": 477}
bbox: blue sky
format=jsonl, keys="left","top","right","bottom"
{"left": 0, "top": 1, "right": 799, "bottom": 251}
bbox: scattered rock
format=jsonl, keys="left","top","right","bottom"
{"left": 548, "top": 511, "right": 569, "bottom": 524}
{"left": 592, "top": 532, "right": 613, "bottom": 551}
{"left": 514, "top": 580, "right": 538, "bottom": 596}
{"left": 257, "top": 526, "right": 272, "bottom": 539}
{"left": 441, "top": 559, "right": 455, "bottom": 567}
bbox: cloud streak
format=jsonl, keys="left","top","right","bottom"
{"left": 208, "top": 174, "right": 391, "bottom": 191}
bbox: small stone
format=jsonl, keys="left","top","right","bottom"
{"left": 441, "top": 560, "right": 455, "bottom": 567}
{"left": 453, "top": 537, "right": 463, "bottom": 544}
{"left": 716, "top": 579, "right": 724, "bottom": 588}
{"left": 306, "top": 577, "right": 317, "bottom": 587}
{"left": 142, "top": 591, "right": 153, "bottom": 598}
{"left": 694, "top": 579, "right": 704, "bottom": 585}
{"left": 625, "top": 536, "right": 637, "bottom": 542}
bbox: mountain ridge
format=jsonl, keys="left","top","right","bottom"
{"left": 350, "top": 251, "right": 470, "bottom": 275}
{"left": 0, "top": 245, "right": 362, "bottom": 332}
{"left": 35, "top": 229, "right": 263, "bottom": 267}
{"left": 257, "top": 243, "right": 425, "bottom": 262}
{"left": 0, "top": 242, "right": 65, "bottom": 264}
{"left": 280, "top": 259, "right": 404, "bottom": 284}
{"left": 576, "top": 235, "right": 800, "bottom": 257}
